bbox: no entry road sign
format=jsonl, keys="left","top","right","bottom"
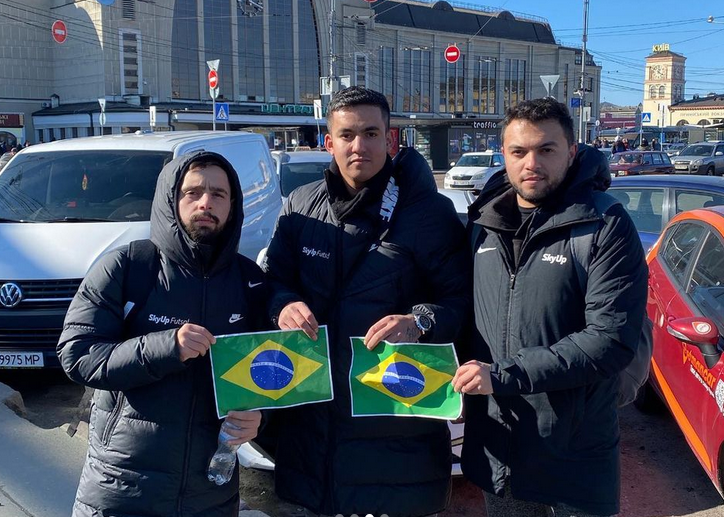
{"left": 444, "top": 45, "right": 460, "bottom": 64}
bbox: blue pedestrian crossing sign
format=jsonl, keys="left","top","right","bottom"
{"left": 641, "top": 112, "right": 652, "bottom": 124}
{"left": 215, "top": 103, "right": 230, "bottom": 122}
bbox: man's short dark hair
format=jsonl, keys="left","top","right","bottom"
{"left": 326, "top": 86, "right": 390, "bottom": 130}
{"left": 501, "top": 98, "right": 575, "bottom": 146}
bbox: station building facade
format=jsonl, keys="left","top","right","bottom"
{"left": 0, "top": 0, "right": 601, "bottom": 168}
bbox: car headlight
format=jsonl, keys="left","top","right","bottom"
{"left": 692, "top": 159, "right": 703, "bottom": 166}
{"left": 471, "top": 171, "right": 488, "bottom": 179}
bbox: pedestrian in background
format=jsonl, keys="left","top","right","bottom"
{"left": 453, "top": 98, "right": 647, "bottom": 517}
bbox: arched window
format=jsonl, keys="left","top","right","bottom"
{"left": 697, "top": 119, "right": 711, "bottom": 126}
{"left": 659, "top": 85, "right": 666, "bottom": 97}
{"left": 677, "top": 120, "right": 689, "bottom": 126}
{"left": 650, "top": 85, "right": 657, "bottom": 99}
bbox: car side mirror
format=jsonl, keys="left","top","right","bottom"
{"left": 667, "top": 316, "right": 721, "bottom": 368}
{"left": 493, "top": 162, "right": 502, "bottom": 167}
{"left": 450, "top": 161, "right": 456, "bottom": 167}
{"left": 716, "top": 152, "right": 724, "bottom": 156}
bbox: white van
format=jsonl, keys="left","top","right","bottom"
{"left": 0, "top": 131, "right": 282, "bottom": 368}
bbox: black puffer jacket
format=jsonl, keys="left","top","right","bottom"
{"left": 57, "top": 151, "right": 268, "bottom": 517}
{"left": 461, "top": 146, "right": 647, "bottom": 515}
{"left": 263, "top": 149, "right": 471, "bottom": 517}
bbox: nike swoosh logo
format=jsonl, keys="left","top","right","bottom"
{"left": 477, "top": 247, "right": 497, "bottom": 254}
{"left": 248, "top": 281, "right": 263, "bottom": 288}
{"left": 229, "top": 315, "right": 244, "bottom": 323}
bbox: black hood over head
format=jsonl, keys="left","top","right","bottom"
{"left": 150, "top": 150, "right": 244, "bottom": 274}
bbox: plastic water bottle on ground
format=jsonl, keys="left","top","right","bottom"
{"left": 207, "top": 421, "right": 240, "bottom": 485}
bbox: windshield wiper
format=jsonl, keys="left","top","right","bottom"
{"left": 43, "top": 217, "right": 114, "bottom": 223}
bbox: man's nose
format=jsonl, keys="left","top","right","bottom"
{"left": 524, "top": 152, "right": 541, "bottom": 171}
{"left": 198, "top": 191, "right": 213, "bottom": 208}
{"left": 350, "top": 135, "right": 365, "bottom": 153}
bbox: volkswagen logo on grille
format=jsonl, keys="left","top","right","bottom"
{"left": 0, "top": 282, "right": 23, "bottom": 308}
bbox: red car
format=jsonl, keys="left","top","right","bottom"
{"left": 609, "top": 151, "right": 675, "bottom": 176}
{"left": 639, "top": 206, "right": 724, "bottom": 496}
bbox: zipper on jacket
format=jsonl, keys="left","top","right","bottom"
{"left": 101, "top": 392, "right": 125, "bottom": 447}
{"left": 177, "top": 274, "right": 208, "bottom": 516}
{"left": 322, "top": 222, "right": 344, "bottom": 512}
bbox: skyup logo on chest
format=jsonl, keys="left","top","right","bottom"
{"left": 542, "top": 253, "right": 568, "bottom": 265}
{"left": 148, "top": 314, "right": 190, "bottom": 325}
{"left": 302, "top": 247, "right": 331, "bottom": 259}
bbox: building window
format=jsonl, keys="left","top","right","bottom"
{"left": 379, "top": 46, "right": 395, "bottom": 108}
{"left": 122, "top": 0, "right": 135, "bottom": 20}
{"left": 203, "top": 0, "right": 233, "bottom": 100}
{"left": 659, "top": 85, "right": 666, "bottom": 98}
{"left": 268, "top": 0, "right": 294, "bottom": 103}
{"left": 504, "top": 58, "right": 526, "bottom": 110}
{"left": 354, "top": 53, "right": 367, "bottom": 88}
{"left": 120, "top": 31, "right": 141, "bottom": 95}
{"left": 473, "top": 57, "right": 497, "bottom": 114}
{"left": 297, "top": 0, "right": 320, "bottom": 104}
{"left": 563, "top": 63, "right": 569, "bottom": 99}
{"left": 402, "top": 49, "right": 432, "bottom": 112}
{"left": 650, "top": 85, "right": 657, "bottom": 99}
{"left": 575, "top": 54, "right": 582, "bottom": 65}
{"left": 440, "top": 54, "right": 464, "bottom": 113}
{"left": 171, "top": 0, "right": 199, "bottom": 99}
{"left": 356, "top": 22, "right": 366, "bottom": 46}
{"left": 238, "top": 7, "right": 265, "bottom": 101}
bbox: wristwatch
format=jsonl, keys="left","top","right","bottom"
{"left": 413, "top": 313, "right": 433, "bottom": 336}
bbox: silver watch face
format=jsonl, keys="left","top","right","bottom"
{"left": 416, "top": 314, "right": 432, "bottom": 332}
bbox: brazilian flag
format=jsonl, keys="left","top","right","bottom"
{"left": 349, "top": 338, "right": 462, "bottom": 420}
{"left": 210, "top": 327, "right": 332, "bottom": 416}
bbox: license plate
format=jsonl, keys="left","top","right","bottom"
{"left": 675, "top": 165, "right": 688, "bottom": 170}
{"left": 0, "top": 352, "right": 44, "bottom": 368}
{"left": 451, "top": 180, "right": 471, "bottom": 186}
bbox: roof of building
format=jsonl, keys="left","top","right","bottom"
{"left": 373, "top": 1, "right": 557, "bottom": 44}
{"left": 645, "top": 50, "right": 686, "bottom": 59}
{"left": 670, "top": 94, "right": 724, "bottom": 110}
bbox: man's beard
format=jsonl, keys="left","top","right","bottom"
{"left": 510, "top": 180, "right": 561, "bottom": 205}
{"left": 183, "top": 212, "right": 225, "bottom": 244}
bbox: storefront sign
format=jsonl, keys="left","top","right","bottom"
{"left": 471, "top": 121, "right": 499, "bottom": 129}
{"left": 0, "top": 114, "right": 21, "bottom": 127}
{"left": 261, "top": 103, "right": 316, "bottom": 116}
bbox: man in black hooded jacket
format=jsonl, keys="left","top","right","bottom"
{"left": 57, "top": 152, "right": 267, "bottom": 517}
{"left": 452, "top": 98, "right": 647, "bottom": 516}
{"left": 262, "top": 86, "right": 471, "bottom": 517}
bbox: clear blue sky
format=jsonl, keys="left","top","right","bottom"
{"left": 466, "top": 0, "right": 724, "bottom": 107}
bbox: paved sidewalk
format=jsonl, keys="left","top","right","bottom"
{"left": 0, "top": 382, "right": 269, "bottom": 517}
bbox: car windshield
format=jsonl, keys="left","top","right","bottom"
{"left": 280, "top": 160, "right": 329, "bottom": 197}
{"left": 0, "top": 150, "right": 172, "bottom": 222}
{"left": 456, "top": 155, "right": 495, "bottom": 167}
{"left": 680, "top": 145, "right": 713, "bottom": 157}
{"left": 610, "top": 153, "right": 642, "bottom": 165}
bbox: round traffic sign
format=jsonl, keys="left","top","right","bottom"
{"left": 52, "top": 20, "right": 67, "bottom": 44}
{"left": 444, "top": 45, "right": 460, "bottom": 64}
{"left": 208, "top": 70, "right": 218, "bottom": 89}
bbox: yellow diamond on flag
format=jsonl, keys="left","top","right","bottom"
{"left": 355, "top": 351, "right": 453, "bottom": 407}
{"left": 221, "top": 339, "right": 323, "bottom": 400}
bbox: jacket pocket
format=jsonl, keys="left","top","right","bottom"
{"left": 101, "top": 392, "right": 125, "bottom": 448}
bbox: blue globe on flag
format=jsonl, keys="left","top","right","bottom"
{"left": 382, "top": 361, "right": 425, "bottom": 398}
{"left": 250, "top": 349, "right": 295, "bottom": 390}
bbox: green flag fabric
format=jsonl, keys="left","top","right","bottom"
{"left": 349, "top": 338, "right": 462, "bottom": 420}
{"left": 210, "top": 326, "right": 332, "bottom": 416}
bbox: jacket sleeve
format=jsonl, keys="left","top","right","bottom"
{"left": 491, "top": 205, "right": 648, "bottom": 395}
{"left": 410, "top": 195, "right": 473, "bottom": 344}
{"left": 57, "top": 248, "right": 187, "bottom": 391}
{"left": 262, "top": 194, "right": 305, "bottom": 325}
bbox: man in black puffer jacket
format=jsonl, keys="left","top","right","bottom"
{"left": 262, "top": 86, "right": 471, "bottom": 517}
{"left": 452, "top": 98, "right": 647, "bottom": 516}
{"left": 57, "top": 152, "right": 267, "bottom": 517}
